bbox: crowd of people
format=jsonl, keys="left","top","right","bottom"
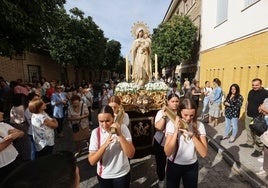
{"left": 1, "top": 75, "right": 268, "bottom": 187}
{"left": 164, "top": 77, "right": 268, "bottom": 181}
{"left": 0, "top": 76, "right": 98, "bottom": 187}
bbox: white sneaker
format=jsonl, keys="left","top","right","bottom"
{"left": 158, "top": 180, "right": 165, "bottom": 188}
{"left": 256, "top": 170, "right": 267, "bottom": 176}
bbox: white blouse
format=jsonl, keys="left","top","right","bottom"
{"left": 0, "top": 122, "right": 18, "bottom": 168}
{"left": 166, "top": 121, "right": 206, "bottom": 165}
{"left": 31, "top": 112, "right": 55, "bottom": 151}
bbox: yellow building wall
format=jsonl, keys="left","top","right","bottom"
{"left": 200, "top": 31, "right": 268, "bottom": 113}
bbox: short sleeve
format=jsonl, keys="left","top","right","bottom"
{"left": 165, "top": 121, "right": 175, "bottom": 135}
{"left": 4, "top": 123, "right": 14, "bottom": 130}
{"left": 197, "top": 121, "right": 206, "bottom": 136}
{"left": 31, "top": 114, "right": 46, "bottom": 127}
{"left": 0, "top": 123, "right": 16, "bottom": 142}
{"left": 123, "top": 113, "right": 130, "bottom": 126}
{"left": 89, "top": 128, "right": 99, "bottom": 152}
{"left": 121, "top": 124, "right": 132, "bottom": 141}
{"left": 264, "top": 98, "right": 268, "bottom": 109}
{"left": 155, "top": 110, "right": 164, "bottom": 123}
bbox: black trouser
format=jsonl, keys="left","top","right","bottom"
{"left": 56, "top": 117, "right": 64, "bottom": 134}
{"left": 166, "top": 160, "right": 199, "bottom": 188}
{"left": 0, "top": 158, "right": 19, "bottom": 184}
{"left": 194, "top": 99, "right": 199, "bottom": 108}
{"left": 87, "top": 107, "right": 92, "bottom": 122}
{"left": 36, "top": 146, "right": 54, "bottom": 158}
{"left": 97, "top": 171, "right": 131, "bottom": 188}
{"left": 153, "top": 139, "right": 167, "bottom": 181}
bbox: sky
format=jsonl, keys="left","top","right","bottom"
{"left": 64, "top": 0, "right": 172, "bottom": 57}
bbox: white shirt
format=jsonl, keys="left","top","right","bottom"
{"left": 89, "top": 124, "right": 132, "bottom": 179}
{"left": 122, "top": 113, "right": 130, "bottom": 127}
{"left": 114, "top": 113, "right": 130, "bottom": 128}
{"left": 154, "top": 110, "right": 170, "bottom": 147}
{"left": 84, "top": 92, "right": 93, "bottom": 107}
{"left": 263, "top": 98, "right": 268, "bottom": 109}
{"left": 166, "top": 121, "right": 206, "bottom": 165}
{"left": 0, "top": 122, "right": 18, "bottom": 168}
{"left": 68, "top": 102, "right": 89, "bottom": 129}
{"left": 263, "top": 98, "right": 268, "bottom": 116}
{"left": 167, "top": 89, "right": 180, "bottom": 98}
{"left": 31, "top": 112, "right": 55, "bottom": 151}
{"left": 203, "top": 87, "right": 213, "bottom": 98}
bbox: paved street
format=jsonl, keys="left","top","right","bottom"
{"left": 75, "top": 142, "right": 251, "bottom": 188}
{"left": 203, "top": 114, "right": 268, "bottom": 187}
{"left": 54, "top": 109, "right": 252, "bottom": 188}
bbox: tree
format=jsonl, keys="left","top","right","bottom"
{"left": 151, "top": 15, "right": 197, "bottom": 69}
{"left": 0, "top": 0, "right": 66, "bottom": 57}
{"left": 48, "top": 7, "right": 106, "bottom": 81}
{"left": 115, "top": 56, "right": 126, "bottom": 78}
{"left": 104, "top": 40, "right": 121, "bottom": 71}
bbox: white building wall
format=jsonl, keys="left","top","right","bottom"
{"left": 201, "top": 0, "right": 268, "bottom": 51}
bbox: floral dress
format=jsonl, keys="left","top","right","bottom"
{"left": 224, "top": 95, "right": 244, "bottom": 119}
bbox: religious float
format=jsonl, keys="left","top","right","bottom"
{"left": 115, "top": 81, "right": 168, "bottom": 158}
{"left": 114, "top": 21, "right": 169, "bottom": 158}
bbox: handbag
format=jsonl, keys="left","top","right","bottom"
{"left": 71, "top": 103, "right": 83, "bottom": 133}
{"left": 260, "top": 130, "right": 268, "bottom": 147}
{"left": 72, "top": 103, "right": 84, "bottom": 133}
{"left": 72, "top": 123, "right": 80, "bottom": 133}
{"left": 249, "top": 114, "right": 267, "bottom": 137}
{"left": 72, "top": 103, "right": 91, "bottom": 142}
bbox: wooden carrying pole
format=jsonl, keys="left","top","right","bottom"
{"left": 110, "top": 107, "right": 124, "bottom": 134}
{"left": 164, "top": 106, "right": 188, "bottom": 130}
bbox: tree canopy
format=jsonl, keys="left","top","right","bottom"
{"left": 48, "top": 8, "right": 106, "bottom": 69}
{"left": 0, "top": 0, "right": 66, "bottom": 57}
{"left": 151, "top": 15, "right": 197, "bottom": 69}
{"left": 104, "top": 40, "right": 121, "bottom": 71}
{"left": 0, "top": 1, "right": 124, "bottom": 81}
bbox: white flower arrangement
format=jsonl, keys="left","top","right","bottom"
{"left": 115, "top": 82, "right": 141, "bottom": 93}
{"left": 115, "top": 81, "right": 168, "bottom": 94}
{"left": 144, "top": 81, "right": 169, "bottom": 91}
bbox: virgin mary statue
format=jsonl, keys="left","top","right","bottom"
{"left": 131, "top": 22, "right": 152, "bottom": 86}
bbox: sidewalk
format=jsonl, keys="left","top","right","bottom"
{"left": 202, "top": 115, "right": 268, "bottom": 187}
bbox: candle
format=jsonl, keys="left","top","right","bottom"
{"left": 126, "top": 55, "right": 129, "bottom": 82}
{"left": 155, "top": 54, "right": 158, "bottom": 79}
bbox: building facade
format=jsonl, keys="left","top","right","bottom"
{"left": 200, "top": 0, "right": 268, "bottom": 111}
{"left": 0, "top": 52, "right": 110, "bottom": 85}
{"left": 163, "top": 0, "right": 202, "bottom": 82}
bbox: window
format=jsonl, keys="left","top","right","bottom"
{"left": 244, "top": 0, "right": 260, "bottom": 8}
{"left": 216, "top": 0, "right": 228, "bottom": 26}
{"left": 27, "top": 65, "right": 41, "bottom": 83}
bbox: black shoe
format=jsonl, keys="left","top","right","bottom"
{"left": 239, "top": 143, "right": 253, "bottom": 148}
{"left": 251, "top": 150, "right": 262, "bottom": 158}
{"left": 220, "top": 136, "right": 229, "bottom": 140}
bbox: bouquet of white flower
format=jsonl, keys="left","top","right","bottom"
{"left": 144, "top": 81, "right": 169, "bottom": 92}
{"left": 115, "top": 82, "right": 140, "bottom": 94}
